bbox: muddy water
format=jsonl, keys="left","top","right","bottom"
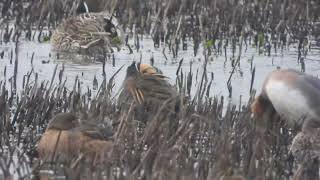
{"left": 1, "top": 37, "right": 320, "bottom": 105}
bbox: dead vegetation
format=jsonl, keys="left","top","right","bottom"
{"left": 0, "top": 60, "right": 301, "bottom": 179}
{"left": 0, "top": 0, "right": 319, "bottom": 179}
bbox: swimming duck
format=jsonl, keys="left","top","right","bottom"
{"left": 37, "top": 112, "right": 113, "bottom": 163}
{"left": 251, "top": 69, "right": 320, "bottom": 129}
{"left": 51, "top": 11, "right": 124, "bottom": 55}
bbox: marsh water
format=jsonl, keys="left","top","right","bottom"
{"left": 1, "top": 35, "right": 320, "bottom": 105}
{"left": 0, "top": 28, "right": 320, "bottom": 180}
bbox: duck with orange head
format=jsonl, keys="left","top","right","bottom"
{"left": 118, "top": 62, "right": 180, "bottom": 124}
{"left": 119, "top": 62, "right": 177, "bottom": 106}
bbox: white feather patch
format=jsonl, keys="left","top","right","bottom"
{"left": 265, "top": 80, "right": 316, "bottom": 126}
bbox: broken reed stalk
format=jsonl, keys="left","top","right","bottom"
{"left": 250, "top": 67, "right": 256, "bottom": 94}
{"left": 13, "top": 35, "right": 19, "bottom": 92}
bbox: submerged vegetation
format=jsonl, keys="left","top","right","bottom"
{"left": 0, "top": 0, "right": 319, "bottom": 179}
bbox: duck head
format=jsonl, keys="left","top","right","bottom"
{"left": 126, "top": 61, "right": 139, "bottom": 78}
{"left": 46, "top": 113, "right": 79, "bottom": 131}
{"left": 251, "top": 95, "right": 280, "bottom": 131}
{"left": 103, "top": 13, "right": 124, "bottom": 47}
{"left": 104, "top": 18, "right": 118, "bottom": 38}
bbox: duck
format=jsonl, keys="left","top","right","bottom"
{"left": 51, "top": 3, "right": 124, "bottom": 56}
{"left": 37, "top": 112, "right": 113, "bottom": 163}
{"left": 117, "top": 62, "right": 179, "bottom": 124}
{"left": 251, "top": 69, "right": 320, "bottom": 178}
{"left": 118, "top": 62, "right": 177, "bottom": 106}
{"left": 290, "top": 128, "right": 320, "bottom": 164}
{"left": 290, "top": 128, "right": 320, "bottom": 180}
{"left": 251, "top": 69, "right": 320, "bottom": 129}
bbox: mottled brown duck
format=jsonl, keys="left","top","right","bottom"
{"left": 51, "top": 11, "right": 124, "bottom": 56}
{"left": 37, "top": 112, "right": 113, "bottom": 163}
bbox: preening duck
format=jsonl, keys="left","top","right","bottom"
{"left": 118, "top": 62, "right": 177, "bottom": 106}
{"left": 251, "top": 69, "right": 320, "bottom": 129}
{"left": 251, "top": 69, "right": 320, "bottom": 178}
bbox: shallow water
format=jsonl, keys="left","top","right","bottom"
{"left": 0, "top": 36, "right": 320, "bottom": 180}
{"left": 1, "top": 36, "right": 320, "bottom": 105}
